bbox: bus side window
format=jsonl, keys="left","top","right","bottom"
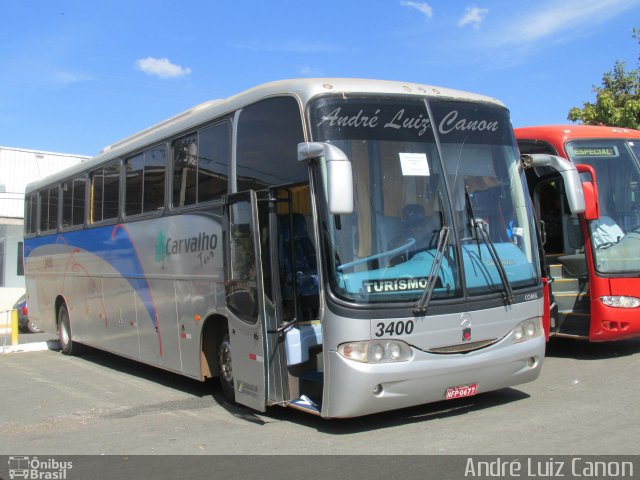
{"left": 62, "top": 176, "right": 86, "bottom": 227}
{"left": 91, "top": 162, "right": 120, "bottom": 223}
{"left": 172, "top": 134, "right": 198, "bottom": 207}
{"left": 125, "top": 153, "right": 144, "bottom": 216}
{"left": 39, "top": 186, "right": 59, "bottom": 232}
{"left": 73, "top": 177, "right": 86, "bottom": 225}
{"left": 198, "top": 122, "right": 230, "bottom": 202}
{"left": 25, "top": 194, "right": 37, "bottom": 235}
{"left": 144, "top": 146, "right": 166, "bottom": 212}
{"left": 236, "top": 96, "right": 306, "bottom": 192}
{"left": 126, "top": 145, "right": 166, "bottom": 216}
{"left": 172, "top": 122, "right": 230, "bottom": 209}
{"left": 227, "top": 201, "right": 259, "bottom": 322}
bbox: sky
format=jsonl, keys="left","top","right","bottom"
{"left": 1, "top": 0, "right": 640, "bottom": 156}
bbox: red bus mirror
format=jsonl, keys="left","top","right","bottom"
{"left": 576, "top": 164, "right": 600, "bottom": 221}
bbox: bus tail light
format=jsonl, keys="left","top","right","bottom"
{"left": 512, "top": 318, "right": 543, "bottom": 343}
{"left": 599, "top": 296, "right": 640, "bottom": 309}
{"left": 338, "top": 340, "right": 412, "bottom": 363}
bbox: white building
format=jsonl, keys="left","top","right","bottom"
{"left": 0, "top": 146, "right": 89, "bottom": 308}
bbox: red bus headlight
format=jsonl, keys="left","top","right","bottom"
{"left": 600, "top": 296, "right": 640, "bottom": 309}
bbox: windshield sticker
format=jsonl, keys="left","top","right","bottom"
{"left": 315, "top": 107, "right": 499, "bottom": 139}
{"left": 316, "top": 107, "right": 431, "bottom": 136}
{"left": 364, "top": 278, "right": 430, "bottom": 293}
{"left": 400, "top": 153, "right": 430, "bottom": 176}
{"left": 572, "top": 146, "right": 619, "bottom": 157}
{"left": 437, "top": 110, "right": 499, "bottom": 135}
{"left": 312, "top": 98, "right": 512, "bottom": 145}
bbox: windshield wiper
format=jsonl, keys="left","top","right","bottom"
{"left": 414, "top": 226, "right": 450, "bottom": 316}
{"left": 414, "top": 191, "right": 450, "bottom": 316}
{"left": 464, "top": 186, "right": 514, "bottom": 304}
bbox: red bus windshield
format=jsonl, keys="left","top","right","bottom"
{"left": 566, "top": 139, "right": 640, "bottom": 274}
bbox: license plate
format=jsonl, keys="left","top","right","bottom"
{"left": 445, "top": 383, "right": 478, "bottom": 400}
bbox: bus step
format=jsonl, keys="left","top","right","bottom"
{"left": 557, "top": 311, "right": 590, "bottom": 337}
{"left": 554, "top": 292, "right": 590, "bottom": 313}
{"left": 288, "top": 395, "right": 321, "bottom": 415}
{"left": 548, "top": 263, "right": 564, "bottom": 278}
{"left": 550, "top": 277, "right": 582, "bottom": 293}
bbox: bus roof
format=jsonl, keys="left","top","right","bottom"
{"left": 515, "top": 124, "right": 640, "bottom": 144}
{"left": 26, "top": 78, "right": 505, "bottom": 194}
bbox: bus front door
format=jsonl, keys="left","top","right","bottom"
{"left": 225, "top": 191, "right": 268, "bottom": 411}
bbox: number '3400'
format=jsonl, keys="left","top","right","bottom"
{"left": 375, "top": 320, "right": 414, "bottom": 337}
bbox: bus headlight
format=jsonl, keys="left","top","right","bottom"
{"left": 512, "top": 318, "right": 543, "bottom": 344}
{"left": 338, "top": 340, "right": 413, "bottom": 363}
{"left": 600, "top": 296, "right": 640, "bottom": 308}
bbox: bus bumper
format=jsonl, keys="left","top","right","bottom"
{"left": 589, "top": 302, "right": 640, "bottom": 341}
{"left": 322, "top": 335, "right": 545, "bottom": 418}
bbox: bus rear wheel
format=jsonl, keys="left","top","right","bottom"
{"left": 218, "top": 332, "right": 235, "bottom": 402}
{"left": 58, "top": 303, "right": 74, "bottom": 355}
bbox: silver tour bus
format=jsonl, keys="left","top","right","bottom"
{"left": 24, "top": 79, "right": 551, "bottom": 418}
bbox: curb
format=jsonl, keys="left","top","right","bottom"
{"left": 0, "top": 341, "right": 60, "bottom": 354}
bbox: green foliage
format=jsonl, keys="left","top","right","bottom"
{"left": 568, "top": 31, "right": 640, "bottom": 129}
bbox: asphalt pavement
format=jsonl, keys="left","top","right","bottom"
{"left": 1, "top": 335, "right": 639, "bottom": 457}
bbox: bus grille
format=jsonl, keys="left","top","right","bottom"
{"left": 425, "top": 338, "right": 498, "bottom": 354}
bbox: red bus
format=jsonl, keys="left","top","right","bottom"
{"left": 516, "top": 125, "right": 640, "bottom": 341}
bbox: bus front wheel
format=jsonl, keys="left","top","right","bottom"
{"left": 58, "top": 303, "right": 74, "bottom": 355}
{"left": 218, "top": 332, "right": 235, "bottom": 402}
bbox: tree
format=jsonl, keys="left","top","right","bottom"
{"left": 568, "top": 31, "right": 640, "bottom": 129}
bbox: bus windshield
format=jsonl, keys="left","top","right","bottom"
{"left": 567, "top": 139, "right": 640, "bottom": 274}
{"left": 310, "top": 96, "right": 538, "bottom": 304}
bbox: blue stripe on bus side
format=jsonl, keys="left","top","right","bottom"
{"left": 24, "top": 225, "right": 163, "bottom": 355}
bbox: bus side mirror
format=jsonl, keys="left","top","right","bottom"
{"left": 576, "top": 164, "right": 600, "bottom": 221}
{"left": 522, "top": 154, "right": 586, "bottom": 214}
{"left": 298, "top": 142, "right": 353, "bottom": 214}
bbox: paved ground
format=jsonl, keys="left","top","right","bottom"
{"left": 0, "top": 330, "right": 57, "bottom": 354}
{"left": 0, "top": 335, "right": 639, "bottom": 457}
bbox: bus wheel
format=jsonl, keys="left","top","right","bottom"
{"left": 218, "top": 332, "right": 235, "bottom": 402}
{"left": 58, "top": 303, "right": 74, "bottom": 355}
